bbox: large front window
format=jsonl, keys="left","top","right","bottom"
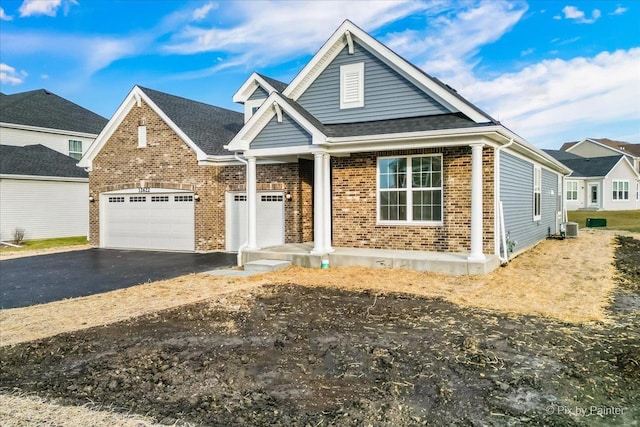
{"left": 612, "top": 180, "right": 629, "bottom": 200}
{"left": 378, "top": 155, "right": 442, "bottom": 223}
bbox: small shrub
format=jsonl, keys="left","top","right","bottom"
{"left": 13, "top": 228, "right": 25, "bottom": 245}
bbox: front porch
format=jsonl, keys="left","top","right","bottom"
{"left": 242, "top": 243, "right": 500, "bottom": 275}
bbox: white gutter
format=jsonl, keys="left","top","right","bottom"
{"left": 234, "top": 152, "right": 249, "bottom": 267}
{"left": 0, "top": 174, "right": 89, "bottom": 182}
{"left": 495, "top": 138, "right": 515, "bottom": 264}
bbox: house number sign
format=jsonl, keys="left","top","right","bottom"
{"left": 138, "top": 187, "right": 150, "bottom": 193}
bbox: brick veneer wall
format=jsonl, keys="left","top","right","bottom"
{"left": 331, "top": 146, "right": 495, "bottom": 254}
{"left": 89, "top": 100, "right": 309, "bottom": 251}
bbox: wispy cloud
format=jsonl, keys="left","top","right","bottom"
{"left": 0, "top": 7, "right": 13, "bottom": 21}
{"left": 561, "top": 5, "right": 601, "bottom": 24}
{"left": 462, "top": 48, "right": 640, "bottom": 143}
{"left": 610, "top": 5, "right": 627, "bottom": 16}
{"left": 19, "top": 0, "right": 77, "bottom": 17}
{"left": 164, "top": 0, "right": 428, "bottom": 74}
{"left": 192, "top": 2, "right": 216, "bottom": 21}
{"left": 0, "top": 63, "right": 27, "bottom": 85}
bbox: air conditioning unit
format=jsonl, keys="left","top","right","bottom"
{"left": 563, "top": 222, "right": 579, "bottom": 238}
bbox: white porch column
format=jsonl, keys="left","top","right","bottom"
{"left": 311, "top": 152, "right": 326, "bottom": 254}
{"left": 246, "top": 156, "right": 259, "bottom": 250}
{"left": 323, "top": 153, "right": 334, "bottom": 252}
{"left": 468, "top": 143, "right": 486, "bottom": 262}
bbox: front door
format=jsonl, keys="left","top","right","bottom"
{"left": 588, "top": 183, "right": 599, "bottom": 208}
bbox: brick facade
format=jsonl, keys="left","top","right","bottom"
{"left": 331, "top": 146, "right": 495, "bottom": 254}
{"left": 89, "top": 100, "right": 310, "bottom": 251}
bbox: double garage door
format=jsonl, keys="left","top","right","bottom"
{"left": 101, "top": 190, "right": 284, "bottom": 252}
{"left": 102, "top": 190, "right": 195, "bottom": 251}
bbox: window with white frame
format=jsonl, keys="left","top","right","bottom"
{"left": 533, "top": 166, "right": 542, "bottom": 220}
{"left": 68, "top": 140, "right": 82, "bottom": 160}
{"left": 566, "top": 181, "right": 578, "bottom": 201}
{"left": 340, "top": 62, "right": 364, "bottom": 109}
{"left": 378, "top": 155, "right": 442, "bottom": 223}
{"left": 612, "top": 180, "right": 629, "bottom": 200}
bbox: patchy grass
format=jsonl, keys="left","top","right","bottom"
{"left": 568, "top": 209, "right": 640, "bottom": 233}
{"left": 0, "top": 236, "right": 88, "bottom": 253}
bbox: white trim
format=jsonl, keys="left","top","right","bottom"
{"left": 137, "top": 125, "right": 147, "bottom": 148}
{"left": 244, "top": 99, "right": 264, "bottom": 123}
{"left": 0, "top": 174, "right": 88, "bottom": 183}
{"left": 376, "top": 153, "right": 443, "bottom": 225}
{"left": 282, "top": 20, "right": 490, "bottom": 123}
{"left": 0, "top": 122, "right": 99, "bottom": 138}
{"left": 340, "top": 62, "right": 364, "bottom": 109}
{"left": 102, "top": 188, "right": 193, "bottom": 195}
{"left": 603, "top": 156, "right": 640, "bottom": 180}
{"left": 612, "top": 179, "right": 630, "bottom": 201}
{"left": 233, "top": 72, "right": 283, "bottom": 104}
{"left": 468, "top": 143, "right": 485, "bottom": 262}
{"left": 78, "top": 86, "right": 208, "bottom": 171}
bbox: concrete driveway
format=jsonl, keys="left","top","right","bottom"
{"left": 0, "top": 249, "right": 236, "bottom": 309}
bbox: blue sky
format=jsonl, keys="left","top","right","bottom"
{"left": 1, "top": 0, "right": 638, "bottom": 148}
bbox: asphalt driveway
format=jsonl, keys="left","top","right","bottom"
{"left": 0, "top": 249, "right": 236, "bottom": 309}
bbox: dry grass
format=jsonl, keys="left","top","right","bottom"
{"left": 0, "top": 393, "right": 162, "bottom": 426}
{"left": 0, "top": 244, "right": 92, "bottom": 260}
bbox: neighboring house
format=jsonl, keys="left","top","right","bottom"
{"left": 0, "top": 145, "right": 89, "bottom": 241}
{"left": 545, "top": 149, "right": 640, "bottom": 211}
{"left": 0, "top": 89, "right": 107, "bottom": 160}
{"left": 79, "top": 20, "right": 570, "bottom": 274}
{"left": 0, "top": 89, "right": 107, "bottom": 241}
{"left": 561, "top": 138, "right": 640, "bottom": 174}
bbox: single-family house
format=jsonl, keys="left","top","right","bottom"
{"left": 561, "top": 138, "right": 640, "bottom": 174}
{"left": 79, "top": 20, "right": 570, "bottom": 274}
{"left": 545, "top": 149, "right": 640, "bottom": 211}
{"left": 0, "top": 145, "right": 89, "bottom": 241}
{"left": 0, "top": 90, "right": 107, "bottom": 241}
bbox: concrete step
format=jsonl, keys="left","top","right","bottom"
{"left": 243, "top": 259, "right": 291, "bottom": 272}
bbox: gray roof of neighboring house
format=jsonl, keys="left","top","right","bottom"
{"left": 543, "top": 149, "right": 584, "bottom": 161}
{"left": 256, "top": 73, "right": 288, "bottom": 92}
{"left": 561, "top": 138, "right": 640, "bottom": 157}
{"left": 140, "top": 87, "right": 244, "bottom": 156}
{"left": 0, "top": 89, "right": 108, "bottom": 134}
{"left": 555, "top": 155, "right": 624, "bottom": 178}
{"left": 0, "top": 144, "right": 88, "bottom": 178}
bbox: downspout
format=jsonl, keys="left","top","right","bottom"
{"left": 495, "top": 138, "right": 515, "bottom": 264}
{"left": 234, "top": 152, "right": 249, "bottom": 267}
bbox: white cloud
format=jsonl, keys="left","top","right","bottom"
{"left": 0, "top": 7, "right": 13, "bottom": 20}
{"left": 521, "top": 48, "right": 534, "bottom": 57}
{"left": 192, "top": 2, "right": 216, "bottom": 21}
{"left": 461, "top": 48, "right": 640, "bottom": 145}
{"left": 610, "top": 6, "right": 627, "bottom": 15}
{"left": 164, "top": 0, "right": 428, "bottom": 71}
{"left": 19, "top": 0, "right": 77, "bottom": 17}
{"left": 561, "top": 5, "right": 601, "bottom": 24}
{"left": 0, "top": 63, "right": 27, "bottom": 85}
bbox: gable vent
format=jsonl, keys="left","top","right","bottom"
{"left": 340, "top": 62, "right": 364, "bottom": 109}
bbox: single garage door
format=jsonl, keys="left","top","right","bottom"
{"left": 226, "top": 191, "right": 285, "bottom": 251}
{"left": 102, "top": 190, "right": 195, "bottom": 251}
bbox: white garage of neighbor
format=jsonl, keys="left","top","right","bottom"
{"left": 100, "top": 189, "right": 195, "bottom": 251}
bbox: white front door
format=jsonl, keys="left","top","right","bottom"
{"left": 102, "top": 190, "right": 195, "bottom": 251}
{"left": 225, "top": 191, "right": 285, "bottom": 251}
{"left": 588, "top": 183, "right": 599, "bottom": 208}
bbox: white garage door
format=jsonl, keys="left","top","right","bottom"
{"left": 226, "top": 191, "right": 285, "bottom": 251}
{"left": 102, "top": 190, "right": 195, "bottom": 251}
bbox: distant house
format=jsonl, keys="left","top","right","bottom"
{"left": 546, "top": 147, "right": 640, "bottom": 211}
{"left": 0, "top": 89, "right": 107, "bottom": 241}
{"left": 79, "top": 20, "right": 570, "bottom": 274}
{"left": 0, "top": 89, "right": 107, "bottom": 160}
{"left": 0, "top": 145, "right": 89, "bottom": 241}
{"left": 561, "top": 138, "right": 640, "bottom": 174}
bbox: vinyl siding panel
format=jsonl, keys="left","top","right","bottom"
{"left": 298, "top": 43, "right": 449, "bottom": 124}
{"left": 500, "top": 152, "right": 558, "bottom": 255}
{"left": 252, "top": 112, "right": 312, "bottom": 149}
{"left": 248, "top": 85, "right": 269, "bottom": 101}
{"left": 0, "top": 126, "right": 95, "bottom": 157}
{"left": 0, "top": 178, "right": 89, "bottom": 240}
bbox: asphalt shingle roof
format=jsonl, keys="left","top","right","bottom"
{"left": 0, "top": 89, "right": 108, "bottom": 134}
{"left": 556, "top": 155, "right": 623, "bottom": 178}
{"left": 0, "top": 144, "right": 88, "bottom": 178}
{"left": 256, "top": 73, "right": 288, "bottom": 92}
{"left": 140, "top": 87, "right": 244, "bottom": 156}
{"left": 543, "top": 149, "right": 584, "bottom": 161}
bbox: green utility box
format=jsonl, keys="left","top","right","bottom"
{"left": 586, "top": 218, "right": 607, "bottom": 227}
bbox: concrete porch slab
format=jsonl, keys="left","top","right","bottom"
{"left": 244, "top": 259, "right": 292, "bottom": 272}
{"left": 243, "top": 243, "right": 501, "bottom": 275}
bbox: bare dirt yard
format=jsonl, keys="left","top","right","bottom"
{"left": 0, "top": 231, "right": 638, "bottom": 426}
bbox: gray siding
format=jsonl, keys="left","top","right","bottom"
{"left": 298, "top": 42, "right": 449, "bottom": 124}
{"left": 500, "top": 152, "right": 558, "bottom": 255}
{"left": 248, "top": 85, "right": 269, "bottom": 101}
{"left": 252, "top": 112, "right": 312, "bottom": 149}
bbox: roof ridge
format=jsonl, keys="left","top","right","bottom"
{"left": 138, "top": 86, "right": 243, "bottom": 116}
